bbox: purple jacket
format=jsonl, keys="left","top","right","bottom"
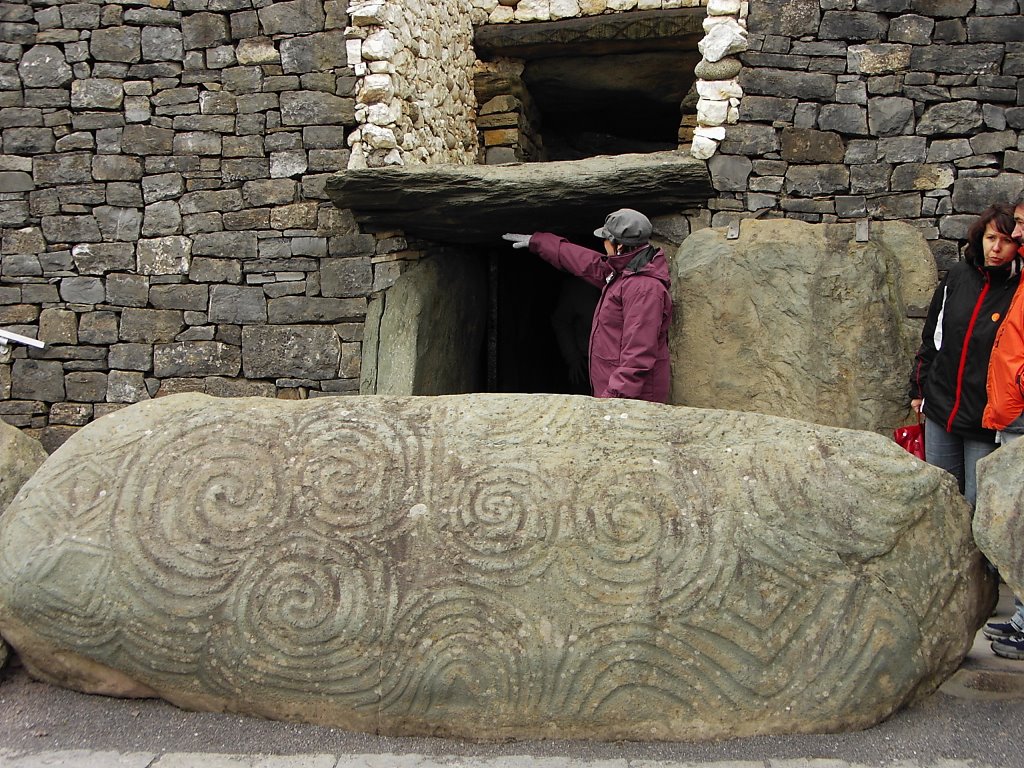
{"left": 529, "top": 232, "right": 673, "bottom": 403}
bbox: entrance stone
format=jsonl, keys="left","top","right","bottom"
{"left": 0, "top": 393, "right": 987, "bottom": 740}
{"left": 669, "top": 219, "right": 936, "bottom": 435}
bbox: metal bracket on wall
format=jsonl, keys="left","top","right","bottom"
{"left": 856, "top": 219, "right": 870, "bottom": 243}
{"left": 726, "top": 208, "right": 770, "bottom": 240}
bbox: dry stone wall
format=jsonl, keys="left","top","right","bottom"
{"left": 1, "top": 0, "right": 1023, "bottom": 443}
{"left": 714, "top": 0, "right": 1024, "bottom": 268}
{"left": 0, "top": 0, "right": 408, "bottom": 449}
{"left": 346, "top": 1, "right": 479, "bottom": 168}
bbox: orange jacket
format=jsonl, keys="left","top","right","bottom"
{"left": 985, "top": 267, "right": 1024, "bottom": 431}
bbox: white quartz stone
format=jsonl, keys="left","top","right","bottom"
{"left": 697, "top": 97, "right": 729, "bottom": 125}
{"left": 707, "top": 0, "right": 742, "bottom": 15}
{"left": 358, "top": 72, "right": 395, "bottom": 103}
{"left": 550, "top": 0, "right": 581, "bottom": 18}
{"left": 691, "top": 134, "right": 719, "bottom": 160}
{"left": 698, "top": 20, "right": 748, "bottom": 62}
{"left": 515, "top": 0, "right": 551, "bottom": 20}
{"left": 346, "top": 39, "right": 362, "bottom": 64}
{"left": 363, "top": 123, "right": 398, "bottom": 149}
{"left": 696, "top": 78, "right": 743, "bottom": 99}
{"left": 362, "top": 29, "right": 399, "bottom": 61}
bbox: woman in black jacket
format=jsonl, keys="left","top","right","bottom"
{"left": 909, "top": 203, "right": 1021, "bottom": 506}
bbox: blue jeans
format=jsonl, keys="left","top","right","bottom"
{"left": 924, "top": 416, "right": 997, "bottom": 507}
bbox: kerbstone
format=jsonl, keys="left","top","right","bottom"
{"left": 670, "top": 219, "right": 935, "bottom": 435}
{"left": 0, "top": 392, "right": 990, "bottom": 741}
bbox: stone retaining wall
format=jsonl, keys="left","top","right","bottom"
{"left": 717, "top": 0, "right": 1024, "bottom": 269}
{"left": 0, "top": 0, "right": 386, "bottom": 449}
{"left": 1, "top": 0, "right": 1022, "bottom": 446}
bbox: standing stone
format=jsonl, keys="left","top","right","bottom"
{"left": 669, "top": 219, "right": 936, "bottom": 434}
{"left": 0, "top": 419, "right": 47, "bottom": 512}
{"left": 977, "top": 441, "right": 1024, "bottom": 614}
{"left": 0, "top": 393, "right": 990, "bottom": 741}
{"left": 0, "top": 419, "right": 48, "bottom": 670}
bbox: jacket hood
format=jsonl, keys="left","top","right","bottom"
{"left": 608, "top": 244, "right": 671, "bottom": 286}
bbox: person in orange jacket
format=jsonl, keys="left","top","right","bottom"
{"left": 980, "top": 195, "right": 1024, "bottom": 660}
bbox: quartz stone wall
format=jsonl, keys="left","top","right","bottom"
{"left": 346, "top": 0, "right": 479, "bottom": 168}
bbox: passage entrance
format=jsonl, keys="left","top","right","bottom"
{"left": 488, "top": 250, "right": 599, "bottom": 396}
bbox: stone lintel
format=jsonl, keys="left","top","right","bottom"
{"left": 325, "top": 151, "right": 713, "bottom": 244}
{"left": 474, "top": 9, "right": 706, "bottom": 60}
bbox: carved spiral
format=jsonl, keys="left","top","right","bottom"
{"left": 292, "top": 407, "right": 424, "bottom": 542}
{"left": 379, "top": 587, "right": 540, "bottom": 719}
{"left": 205, "top": 533, "right": 394, "bottom": 703}
{"left": 443, "top": 463, "right": 561, "bottom": 585}
{"left": 111, "top": 413, "right": 289, "bottom": 618}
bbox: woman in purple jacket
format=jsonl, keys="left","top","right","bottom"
{"left": 503, "top": 209, "right": 673, "bottom": 403}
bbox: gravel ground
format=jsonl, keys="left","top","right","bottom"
{"left": 2, "top": 660, "right": 1023, "bottom": 766}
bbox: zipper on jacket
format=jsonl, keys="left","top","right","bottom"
{"left": 947, "top": 276, "right": 990, "bottom": 432}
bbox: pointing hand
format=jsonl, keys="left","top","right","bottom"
{"left": 502, "top": 233, "right": 531, "bottom": 249}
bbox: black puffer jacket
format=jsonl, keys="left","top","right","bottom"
{"left": 909, "top": 254, "right": 1022, "bottom": 441}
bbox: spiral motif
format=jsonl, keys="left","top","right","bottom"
{"left": 292, "top": 405, "right": 424, "bottom": 542}
{"left": 568, "top": 467, "right": 694, "bottom": 606}
{"left": 111, "top": 410, "right": 289, "bottom": 618}
{"left": 442, "top": 463, "right": 561, "bottom": 585}
{"left": 205, "top": 532, "right": 395, "bottom": 703}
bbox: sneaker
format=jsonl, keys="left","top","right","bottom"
{"left": 992, "top": 636, "right": 1024, "bottom": 660}
{"left": 983, "top": 620, "right": 1023, "bottom": 641}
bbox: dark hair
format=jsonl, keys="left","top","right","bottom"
{"left": 964, "top": 204, "right": 1016, "bottom": 264}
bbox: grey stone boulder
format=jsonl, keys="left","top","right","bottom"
{"left": 0, "top": 393, "right": 988, "bottom": 740}
{"left": 0, "top": 419, "right": 48, "bottom": 671}
{"left": 669, "top": 219, "right": 936, "bottom": 435}
{"left": 976, "top": 440, "right": 1024, "bottom": 605}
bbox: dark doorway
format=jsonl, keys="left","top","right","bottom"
{"left": 487, "top": 251, "right": 599, "bottom": 395}
{"left": 522, "top": 50, "right": 696, "bottom": 160}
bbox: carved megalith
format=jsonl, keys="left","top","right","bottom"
{"left": 0, "top": 393, "right": 988, "bottom": 740}
{"left": 670, "top": 219, "right": 937, "bottom": 435}
{"left": 975, "top": 439, "right": 1024, "bottom": 602}
{"left": 0, "top": 419, "right": 48, "bottom": 671}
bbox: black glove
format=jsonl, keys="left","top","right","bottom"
{"left": 502, "top": 233, "right": 531, "bottom": 249}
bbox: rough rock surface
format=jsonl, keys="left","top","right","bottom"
{"left": 325, "top": 150, "right": 712, "bottom": 243}
{"left": 975, "top": 439, "right": 1024, "bottom": 603}
{"left": 363, "top": 252, "right": 487, "bottom": 395}
{"left": 669, "top": 219, "right": 937, "bottom": 434}
{"left": 0, "top": 393, "right": 987, "bottom": 740}
{"left": 0, "top": 419, "right": 48, "bottom": 671}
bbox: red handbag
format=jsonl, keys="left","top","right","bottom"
{"left": 893, "top": 419, "right": 925, "bottom": 460}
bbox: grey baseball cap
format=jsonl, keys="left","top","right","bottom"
{"left": 594, "top": 208, "right": 653, "bottom": 246}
